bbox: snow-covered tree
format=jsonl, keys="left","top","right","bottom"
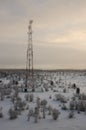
{"left": 8, "top": 108, "right": 17, "bottom": 119}
{"left": 52, "top": 108, "right": 60, "bottom": 120}
{"left": 0, "top": 107, "right": 3, "bottom": 118}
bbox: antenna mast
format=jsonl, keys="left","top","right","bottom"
{"left": 25, "top": 20, "right": 34, "bottom": 92}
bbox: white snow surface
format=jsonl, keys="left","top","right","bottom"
{"left": 0, "top": 71, "right": 86, "bottom": 130}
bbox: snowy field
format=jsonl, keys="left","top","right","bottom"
{"left": 0, "top": 70, "right": 86, "bottom": 130}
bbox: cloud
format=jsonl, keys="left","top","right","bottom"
{"left": 34, "top": 43, "right": 86, "bottom": 69}
{"left": 0, "top": 0, "right": 86, "bottom": 69}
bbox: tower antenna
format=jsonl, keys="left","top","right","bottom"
{"left": 25, "top": 20, "right": 34, "bottom": 92}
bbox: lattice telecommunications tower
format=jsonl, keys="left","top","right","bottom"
{"left": 25, "top": 20, "right": 34, "bottom": 92}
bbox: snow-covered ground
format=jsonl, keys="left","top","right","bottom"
{"left": 0, "top": 70, "right": 86, "bottom": 130}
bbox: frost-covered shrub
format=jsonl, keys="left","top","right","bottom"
{"left": 72, "top": 83, "right": 76, "bottom": 89}
{"left": 34, "top": 107, "right": 39, "bottom": 123}
{"left": 11, "top": 91, "right": 20, "bottom": 104}
{"left": 8, "top": 108, "right": 17, "bottom": 119}
{"left": 0, "top": 112, "right": 3, "bottom": 118}
{"left": 25, "top": 94, "right": 30, "bottom": 101}
{"left": 68, "top": 111, "right": 74, "bottom": 118}
{"left": 26, "top": 105, "right": 29, "bottom": 110}
{"left": 47, "top": 105, "right": 52, "bottom": 115}
{"left": 14, "top": 100, "right": 26, "bottom": 111}
{"left": 42, "top": 107, "right": 46, "bottom": 118}
{"left": 0, "top": 88, "right": 4, "bottom": 101}
{"left": 41, "top": 99, "right": 47, "bottom": 106}
{"left": 69, "top": 100, "right": 75, "bottom": 110}
{"left": 14, "top": 84, "right": 19, "bottom": 98}
{"left": 77, "top": 100, "right": 86, "bottom": 112}
{"left": 30, "top": 94, "right": 34, "bottom": 102}
{"left": 63, "top": 88, "right": 66, "bottom": 93}
{"left": 0, "top": 107, "right": 3, "bottom": 118}
{"left": 19, "top": 100, "right": 26, "bottom": 110}
{"left": 25, "top": 94, "right": 34, "bottom": 102}
{"left": 45, "top": 87, "right": 49, "bottom": 92}
{"left": 78, "top": 93, "right": 86, "bottom": 100}
{"left": 41, "top": 88, "right": 44, "bottom": 92}
{"left": 53, "top": 89, "right": 58, "bottom": 92}
{"left": 41, "top": 99, "right": 47, "bottom": 119}
{"left": 36, "top": 97, "right": 41, "bottom": 108}
{"left": 38, "top": 111, "right": 42, "bottom": 119}
{"left": 6, "top": 95, "right": 11, "bottom": 98}
{"left": 61, "top": 104, "right": 68, "bottom": 110}
{"left": 11, "top": 95, "right": 15, "bottom": 104}
{"left": 69, "top": 99, "right": 86, "bottom": 112}
{"left": 55, "top": 94, "right": 67, "bottom": 103}
{"left": 71, "top": 95, "right": 76, "bottom": 101}
{"left": 55, "top": 94, "right": 62, "bottom": 101}
{"left": 76, "top": 87, "right": 80, "bottom": 94}
{"left": 52, "top": 108, "right": 60, "bottom": 120}
{"left": 51, "top": 87, "right": 53, "bottom": 91}
{"left": 4, "top": 84, "right": 11, "bottom": 95}
{"left": 27, "top": 109, "right": 33, "bottom": 121}
{"left": 14, "top": 97, "right": 26, "bottom": 111}
{"left": 50, "top": 81, "right": 54, "bottom": 86}
{"left": 49, "top": 95, "right": 52, "bottom": 99}
{"left": 60, "top": 96, "right": 67, "bottom": 103}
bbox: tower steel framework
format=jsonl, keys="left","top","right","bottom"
{"left": 25, "top": 20, "right": 34, "bottom": 92}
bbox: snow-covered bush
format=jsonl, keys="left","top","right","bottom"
{"left": 41, "top": 99, "right": 47, "bottom": 106}
{"left": 49, "top": 95, "right": 52, "bottom": 99}
{"left": 50, "top": 81, "right": 54, "bottom": 86}
{"left": 69, "top": 99, "right": 86, "bottom": 112}
{"left": 69, "top": 100, "right": 75, "bottom": 110}
{"left": 72, "top": 83, "right": 76, "bottom": 89}
{"left": 27, "top": 109, "right": 33, "bottom": 121}
{"left": 34, "top": 107, "right": 39, "bottom": 123}
{"left": 41, "top": 99, "right": 47, "bottom": 119}
{"left": 55, "top": 94, "right": 67, "bottom": 103}
{"left": 78, "top": 93, "right": 86, "bottom": 100}
{"left": 14, "top": 84, "right": 19, "bottom": 98}
{"left": 25, "top": 94, "right": 30, "bottom": 101}
{"left": 25, "top": 93, "right": 34, "bottom": 102}
{"left": 36, "top": 97, "right": 41, "bottom": 108}
{"left": 68, "top": 111, "right": 74, "bottom": 118}
{"left": 60, "top": 96, "right": 67, "bottom": 103}
{"left": 41, "top": 87, "right": 44, "bottom": 92}
{"left": 29, "top": 94, "right": 34, "bottom": 102}
{"left": 47, "top": 105, "right": 52, "bottom": 115}
{"left": 14, "top": 97, "right": 26, "bottom": 112}
{"left": 76, "top": 87, "right": 80, "bottom": 94}
{"left": 3, "top": 83, "right": 12, "bottom": 95}
{"left": 0, "top": 107, "right": 3, "bottom": 118}
{"left": 45, "top": 87, "right": 49, "bottom": 92}
{"left": 26, "top": 105, "right": 29, "bottom": 110}
{"left": 55, "top": 94, "right": 61, "bottom": 101}
{"left": 52, "top": 108, "right": 60, "bottom": 120}
{"left": 0, "top": 88, "right": 4, "bottom": 100}
{"left": 51, "top": 87, "right": 53, "bottom": 91}
{"left": 11, "top": 95, "right": 15, "bottom": 104}
{"left": 42, "top": 107, "right": 46, "bottom": 119}
{"left": 63, "top": 88, "right": 66, "bottom": 93}
{"left": 19, "top": 100, "right": 26, "bottom": 110}
{"left": 77, "top": 100, "right": 86, "bottom": 112}
{"left": 61, "top": 104, "right": 68, "bottom": 110}
{"left": 11, "top": 88, "right": 20, "bottom": 104}
{"left": 6, "top": 95, "right": 11, "bottom": 98}
{"left": 8, "top": 108, "right": 17, "bottom": 119}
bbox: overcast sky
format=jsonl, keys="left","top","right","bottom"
{"left": 0, "top": 0, "right": 86, "bottom": 69}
